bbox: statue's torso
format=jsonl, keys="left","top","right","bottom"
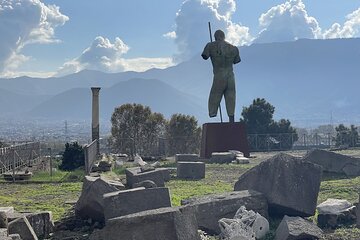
{"left": 207, "top": 41, "right": 238, "bottom": 74}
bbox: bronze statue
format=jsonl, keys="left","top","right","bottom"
{"left": 201, "top": 29, "right": 241, "bottom": 123}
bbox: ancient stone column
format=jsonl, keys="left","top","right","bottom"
{"left": 91, "top": 87, "right": 101, "bottom": 156}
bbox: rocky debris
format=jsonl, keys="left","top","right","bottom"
{"left": 219, "top": 206, "right": 269, "bottom": 240}
{"left": 175, "top": 154, "right": 200, "bottom": 162}
{"left": 317, "top": 198, "right": 357, "bottom": 228}
{"left": 9, "top": 234, "right": 21, "bottom": 240}
{"left": 133, "top": 180, "right": 157, "bottom": 188}
{"left": 26, "top": 212, "right": 54, "bottom": 239}
{"left": 125, "top": 167, "right": 169, "bottom": 188}
{"left": 89, "top": 206, "right": 200, "bottom": 240}
{"left": 0, "top": 211, "right": 8, "bottom": 228}
{"left": 103, "top": 187, "right": 172, "bottom": 221}
{"left": 209, "top": 152, "right": 236, "bottom": 164}
{"left": 303, "top": 149, "right": 360, "bottom": 176}
{"left": 134, "top": 154, "right": 147, "bottom": 166}
{"left": 0, "top": 228, "right": 8, "bottom": 238}
{"left": 75, "top": 176, "right": 125, "bottom": 223}
{"left": 275, "top": 215, "right": 323, "bottom": 240}
{"left": 177, "top": 161, "right": 205, "bottom": 179}
{"left": 1, "top": 208, "right": 55, "bottom": 240}
{"left": 8, "top": 217, "right": 38, "bottom": 240}
{"left": 234, "top": 206, "right": 269, "bottom": 239}
{"left": 234, "top": 153, "right": 322, "bottom": 217}
{"left": 97, "top": 161, "right": 112, "bottom": 172}
{"left": 140, "top": 164, "right": 155, "bottom": 173}
{"left": 181, "top": 190, "right": 268, "bottom": 234}
{"left": 219, "top": 218, "right": 255, "bottom": 240}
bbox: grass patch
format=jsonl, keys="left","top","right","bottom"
{"left": 167, "top": 179, "right": 232, "bottom": 206}
{"left": 0, "top": 182, "right": 82, "bottom": 221}
{"left": 31, "top": 170, "right": 69, "bottom": 182}
{"left": 318, "top": 176, "right": 360, "bottom": 204}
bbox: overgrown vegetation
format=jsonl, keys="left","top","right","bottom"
{"left": 241, "top": 98, "right": 298, "bottom": 150}
{"left": 334, "top": 124, "right": 359, "bottom": 147}
{"left": 166, "top": 113, "right": 202, "bottom": 155}
{"left": 60, "top": 142, "right": 85, "bottom": 171}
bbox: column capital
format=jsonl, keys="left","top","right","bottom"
{"left": 91, "top": 87, "right": 101, "bottom": 95}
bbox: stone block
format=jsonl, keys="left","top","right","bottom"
{"left": 0, "top": 228, "right": 8, "bottom": 238}
{"left": 0, "top": 211, "right": 8, "bottom": 228}
{"left": 236, "top": 156, "right": 250, "bottom": 164}
{"left": 181, "top": 190, "right": 268, "bottom": 234}
{"left": 175, "top": 154, "right": 200, "bottom": 162}
{"left": 275, "top": 216, "right": 323, "bottom": 240}
{"left": 125, "top": 167, "right": 166, "bottom": 188}
{"left": 177, "top": 161, "right": 205, "bottom": 179}
{"left": 6, "top": 212, "right": 24, "bottom": 223}
{"left": 317, "top": 198, "right": 357, "bottom": 228}
{"left": 234, "top": 153, "right": 322, "bottom": 217}
{"left": 133, "top": 180, "right": 157, "bottom": 188}
{"left": 8, "top": 217, "right": 38, "bottom": 240}
{"left": 0, "top": 207, "right": 14, "bottom": 214}
{"left": 209, "top": 152, "right": 235, "bottom": 164}
{"left": 303, "top": 149, "right": 360, "bottom": 176}
{"left": 90, "top": 206, "right": 200, "bottom": 240}
{"left": 75, "top": 176, "right": 125, "bottom": 222}
{"left": 103, "top": 187, "right": 172, "bottom": 221}
{"left": 26, "top": 211, "right": 54, "bottom": 238}
{"left": 157, "top": 167, "right": 171, "bottom": 181}
{"left": 9, "top": 234, "right": 21, "bottom": 240}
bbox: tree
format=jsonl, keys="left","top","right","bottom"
{"left": 241, "top": 98, "right": 298, "bottom": 150}
{"left": 166, "top": 114, "right": 201, "bottom": 155}
{"left": 241, "top": 98, "right": 275, "bottom": 134}
{"left": 335, "top": 124, "right": 359, "bottom": 147}
{"left": 111, "top": 103, "right": 166, "bottom": 156}
{"left": 60, "top": 142, "right": 85, "bottom": 170}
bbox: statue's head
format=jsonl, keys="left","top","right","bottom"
{"left": 214, "top": 30, "right": 225, "bottom": 41}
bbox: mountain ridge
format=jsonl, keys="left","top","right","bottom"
{"left": 1, "top": 38, "right": 359, "bottom": 126}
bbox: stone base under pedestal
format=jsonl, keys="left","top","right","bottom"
{"left": 200, "top": 122, "right": 250, "bottom": 159}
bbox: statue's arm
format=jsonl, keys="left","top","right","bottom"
{"left": 201, "top": 43, "right": 210, "bottom": 60}
{"left": 233, "top": 47, "right": 241, "bottom": 64}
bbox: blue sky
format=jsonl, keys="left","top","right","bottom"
{"left": 1, "top": 0, "right": 359, "bottom": 78}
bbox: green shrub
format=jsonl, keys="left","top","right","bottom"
{"left": 59, "top": 142, "right": 85, "bottom": 171}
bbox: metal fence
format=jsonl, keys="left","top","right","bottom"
{"left": 84, "top": 139, "right": 98, "bottom": 175}
{"left": 0, "top": 142, "right": 41, "bottom": 174}
{"left": 108, "top": 131, "right": 360, "bottom": 156}
{"left": 248, "top": 132, "right": 359, "bottom": 151}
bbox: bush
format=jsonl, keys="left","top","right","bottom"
{"left": 59, "top": 142, "right": 85, "bottom": 171}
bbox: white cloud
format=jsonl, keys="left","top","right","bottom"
{"left": 172, "top": 0, "right": 253, "bottom": 61}
{"left": 56, "top": 36, "right": 174, "bottom": 76}
{"left": 0, "top": 0, "right": 68, "bottom": 76}
{"left": 255, "top": 0, "right": 321, "bottom": 43}
{"left": 163, "top": 31, "right": 177, "bottom": 39}
{"left": 323, "top": 8, "right": 360, "bottom": 39}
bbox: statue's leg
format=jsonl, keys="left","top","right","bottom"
{"left": 208, "top": 77, "right": 225, "bottom": 118}
{"left": 224, "top": 73, "right": 236, "bottom": 121}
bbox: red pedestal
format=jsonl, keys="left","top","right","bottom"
{"left": 200, "top": 122, "right": 250, "bottom": 159}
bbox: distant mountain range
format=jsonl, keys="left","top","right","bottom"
{"left": 1, "top": 38, "right": 360, "bottom": 127}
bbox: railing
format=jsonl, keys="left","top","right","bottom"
{"left": 0, "top": 142, "right": 41, "bottom": 174}
{"left": 84, "top": 139, "right": 98, "bottom": 175}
